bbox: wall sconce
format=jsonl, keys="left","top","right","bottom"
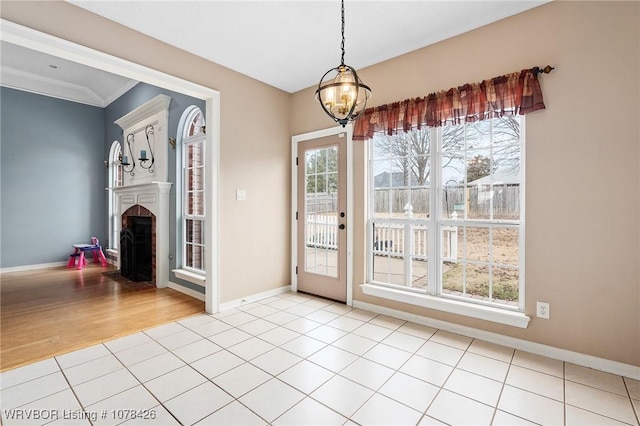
{"left": 139, "top": 124, "right": 155, "bottom": 173}
{"left": 120, "top": 125, "right": 156, "bottom": 175}
{"left": 121, "top": 133, "right": 136, "bottom": 176}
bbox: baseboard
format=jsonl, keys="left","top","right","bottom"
{"left": 353, "top": 300, "right": 640, "bottom": 380}
{"left": 219, "top": 285, "right": 292, "bottom": 311}
{"left": 167, "top": 281, "right": 206, "bottom": 302}
{"left": 0, "top": 261, "right": 67, "bottom": 274}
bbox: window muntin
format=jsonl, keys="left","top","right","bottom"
{"left": 304, "top": 145, "right": 339, "bottom": 277}
{"left": 108, "top": 141, "right": 123, "bottom": 250}
{"left": 369, "top": 116, "right": 523, "bottom": 310}
{"left": 180, "top": 107, "right": 206, "bottom": 273}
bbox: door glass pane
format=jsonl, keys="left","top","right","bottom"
{"left": 304, "top": 146, "right": 339, "bottom": 278}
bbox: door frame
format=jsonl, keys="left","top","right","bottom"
{"left": 1, "top": 20, "right": 221, "bottom": 314}
{"left": 292, "top": 125, "right": 354, "bottom": 306}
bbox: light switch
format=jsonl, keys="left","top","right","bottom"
{"left": 236, "top": 189, "right": 247, "bottom": 201}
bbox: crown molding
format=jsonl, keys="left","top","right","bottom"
{"left": 114, "top": 94, "right": 172, "bottom": 130}
{"left": 1, "top": 66, "right": 104, "bottom": 107}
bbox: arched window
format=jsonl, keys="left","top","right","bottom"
{"left": 108, "top": 141, "right": 123, "bottom": 250}
{"left": 177, "top": 106, "right": 206, "bottom": 272}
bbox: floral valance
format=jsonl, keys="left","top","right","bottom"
{"left": 353, "top": 67, "right": 547, "bottom": 140}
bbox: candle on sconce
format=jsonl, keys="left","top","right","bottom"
{"left": 140, "top": 150, "right": 147, "bottom": 160}
{"left": 122, "top": 155, "right": 129, "bottom": 165}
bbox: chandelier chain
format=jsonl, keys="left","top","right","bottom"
{"left": 340, "top": 0, "right": 345, "bottom": 65}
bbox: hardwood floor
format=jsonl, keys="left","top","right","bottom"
{"left": 0, "top": 264, "right": 204, "bottom": 372}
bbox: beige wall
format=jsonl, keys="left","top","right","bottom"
{"left": 291, "top": 1, "right": 640, "bottom": 366}
{"left": 0, "top": 1, "right": 292, "bottom": 303}
{"left": 4, "top": 1, "right": 638, "bottom": 367}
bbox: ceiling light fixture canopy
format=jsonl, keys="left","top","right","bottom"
{"left": 316, "top": 0, "right": 371, "bottom": 127}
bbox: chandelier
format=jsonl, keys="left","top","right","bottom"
{"left": 316, "top": 0, "right": 371, "bottom": 127}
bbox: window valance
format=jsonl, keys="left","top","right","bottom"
{"left": 353, "top": 67, "right": 547, "bottom": 140}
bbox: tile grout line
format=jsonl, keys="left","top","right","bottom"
{"left": 5, "top": 292, "right": 637, "bottom": 426}
{"left": 490, "top": 345, "right": 515, "bottom": 425}
{"left": 412, "top": 329, "right": 470, "bottom": 424}
{"left": 99, "top": 339, "right": 172, "bottom": 425}
{"left": 622, "top": 378, "right": 640, "bottom": 425}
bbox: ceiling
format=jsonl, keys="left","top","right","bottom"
{"left": 0, "top": 41, "right": 138, "bottom": 107}
{"left": 1, "top": 1, "right": 548, "bottom": 105}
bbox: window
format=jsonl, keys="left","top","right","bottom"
{"left": 368, "top": 116, "right": 524, "bottom": 315}
{"left": 107, "top": 141, "right": 123, "bottom": 250}
{"left": 179, "top": 107, "right": 206, "bottom": 273}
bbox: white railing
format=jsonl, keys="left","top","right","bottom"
{"left": 306, "top": 213, "right": 458, "bottom": 261}
{"left": 306, "top": 214, "right": 338, "bottom": 249}
{"left": 441, "top": 226, "right": 458, "bottom": 261}
{"left": 372, "top": 222, "right": 458, "bottom": 261}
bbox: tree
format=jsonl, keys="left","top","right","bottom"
{"left": 374, "top": 127, "right": 465, "bottom": 186}
{"left": 466, "top": 154, "right": 491, "bottom": 182}
{"left": 492, "top": 116, "right": 520, "bottom": 173}
{"left": 374, "top": 129, "right": 425, "bottom": 186}
{"left": 465, "top": 116, "right": 521, "bottom": 174}
{"left": 305, "top": 147, "right": 338, "bottom": 194}
{"left": 373, "top": 116, "right": 520, "bottom": 186}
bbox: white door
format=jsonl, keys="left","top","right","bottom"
{"left": 296, "top": 133, "right": 347, "bottom": 302}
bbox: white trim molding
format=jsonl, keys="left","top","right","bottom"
{"left": 114, "top": 94, "right": 171, "bottom": 130}
{"left": 361, "top": 283, "right": 530, "bottom": 329}
{"left": 219, "top": 285, "right": 292, "bottom": 312}
{"left": 353, "top": 299, "right": 640, "bottom": 380}
{"left": 0, "top": 262, "right": 67, "bottom": 274}
{"left": 168, "top": 281, "right": 205, "bottom": 302}
{"left": 172, "top": 269, "right": 205, "bottom": 287}
{"left": 291, "top": 125, "right": 354, "bottom": 306}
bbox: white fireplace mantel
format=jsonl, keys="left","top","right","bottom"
{"left": 115, "top": 95, "right": 171, "bottom": 130}
{"left": 113, "top": 182, "right": 172, "bottom": 288}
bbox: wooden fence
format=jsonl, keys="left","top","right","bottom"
{"left": 306, "top": 193, "right": 337, "bottom": 214}
{"left": 374, "top": 186, "right": 520, "bottom": 218}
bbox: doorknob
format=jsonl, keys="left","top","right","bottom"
{"left": 339, "top": 224, "right": 345, "bottom": 230}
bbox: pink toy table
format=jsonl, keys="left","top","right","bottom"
{"left": 67, "top": 244, "right": 107, "bottom": 270}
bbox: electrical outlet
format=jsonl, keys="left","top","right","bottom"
{"left": 536, "top": 301, "right": 550, "bottom": 319}
{"left": 236, "top": 189, "right": 247, "bottom": 201}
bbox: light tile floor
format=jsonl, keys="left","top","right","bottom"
{"left": 1, "top": 292, "right": 638, "bottom": 425}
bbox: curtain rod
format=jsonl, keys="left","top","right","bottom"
{"left": 533, "top": 65, "right": 555, "bottom": 75}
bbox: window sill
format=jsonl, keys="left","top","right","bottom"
{"left": 360, "top": 283, "right": 530, "bottom": 329}
{"left": 172, "top": 269, "right": 205, "bottom": 287}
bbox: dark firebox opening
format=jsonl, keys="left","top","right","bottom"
{"left": 120, "top": 216, "right": 152, "bottom": 282}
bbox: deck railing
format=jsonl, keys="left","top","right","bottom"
{"left": 306, "top": 213, "right": 458, "bottom": 261}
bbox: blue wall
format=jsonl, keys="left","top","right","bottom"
{"left": 104, "top": 83, "right": 206, "bottom": 293}
{"left": 1, "top": 82, "right": 205, "bottom": 291}
{"left": 1, "top": 87, "right": 105, "bottom": 268}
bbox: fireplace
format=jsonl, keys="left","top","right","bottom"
{"left": 120, "top": 216, "right": 153, "bottom": 282}
{"left": 113, "top": 183, "right": 171, "bottom": 287}
{"left": 112, "top": 95, "right": 172, "bottom": 288}
{"left": 120, "top": 205, "right": 156, "bottom": 284}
